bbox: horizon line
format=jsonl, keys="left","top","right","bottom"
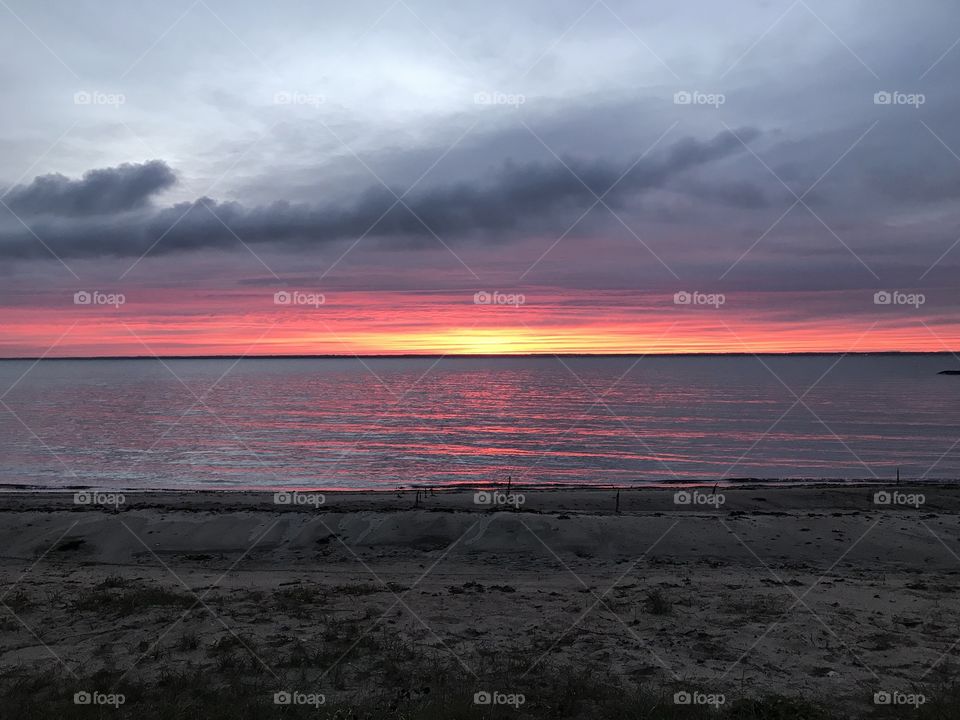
{"left": 2, "top": 350, "right": 960, "bottom": 361}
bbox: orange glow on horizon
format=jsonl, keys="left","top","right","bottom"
{"left": 0, "top": 288, "right": 957, "bottom": 357}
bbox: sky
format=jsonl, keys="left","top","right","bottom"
{"left": 1, "top": 0, "right": 959, "bottom": 356}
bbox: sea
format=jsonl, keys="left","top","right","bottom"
{"left": 0, "top": 354, "right": 958, "bottom": 490}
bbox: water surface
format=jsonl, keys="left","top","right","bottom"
{"left": 1, "top": 355, "right": 958, "bottom": 489}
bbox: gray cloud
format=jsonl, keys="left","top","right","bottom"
{"left": 3, "top": 160, "right": 175, "bottom": 217}
{"left": 0, "top": 128, "right": 759, "bottom": 260}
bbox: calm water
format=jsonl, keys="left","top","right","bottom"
{"left": 1, "top": 355, "right": 958, "bottom": 490}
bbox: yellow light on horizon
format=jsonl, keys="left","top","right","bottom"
{"left": 410, "top": 328, "right": 538, "bottom": 354}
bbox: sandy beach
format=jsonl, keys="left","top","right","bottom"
{"left": 0, "top": 484, "right": 958, "bottom": 717}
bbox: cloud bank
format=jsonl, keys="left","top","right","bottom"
{"left": 3, "top": 161, "right": 176, "bottom": 217}
{"left": 0, "top": 129, "right": 759, "bottom": 260}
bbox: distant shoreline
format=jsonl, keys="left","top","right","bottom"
{"left": 2, "top": 350, "right": 960, "bottom": 361}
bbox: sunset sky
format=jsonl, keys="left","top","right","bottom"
{"left": 1, "top": 0, "right": 959, "bottom": 356}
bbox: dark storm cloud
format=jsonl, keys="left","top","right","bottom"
{"left": 3, "top": 160, "right": 175, "bottom": 217}
{"left": 0, "top": 129, "right": 759, "bottom": 260}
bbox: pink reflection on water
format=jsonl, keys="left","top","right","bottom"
{"left": 1, "top": 355, "right": 959, "bottom": 490}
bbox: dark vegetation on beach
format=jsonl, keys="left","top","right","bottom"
{"left": 1, "top": 667, "right": 958, "bottom": 719}
{"left": 2, "top": 576, "right": 956, "bottom": 719}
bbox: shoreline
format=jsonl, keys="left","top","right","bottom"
{"left": 1, "top": 478, "right": 958, "bottom": 495}
{"left": 2, "top": 483, "right": 958, "bottom": 517}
